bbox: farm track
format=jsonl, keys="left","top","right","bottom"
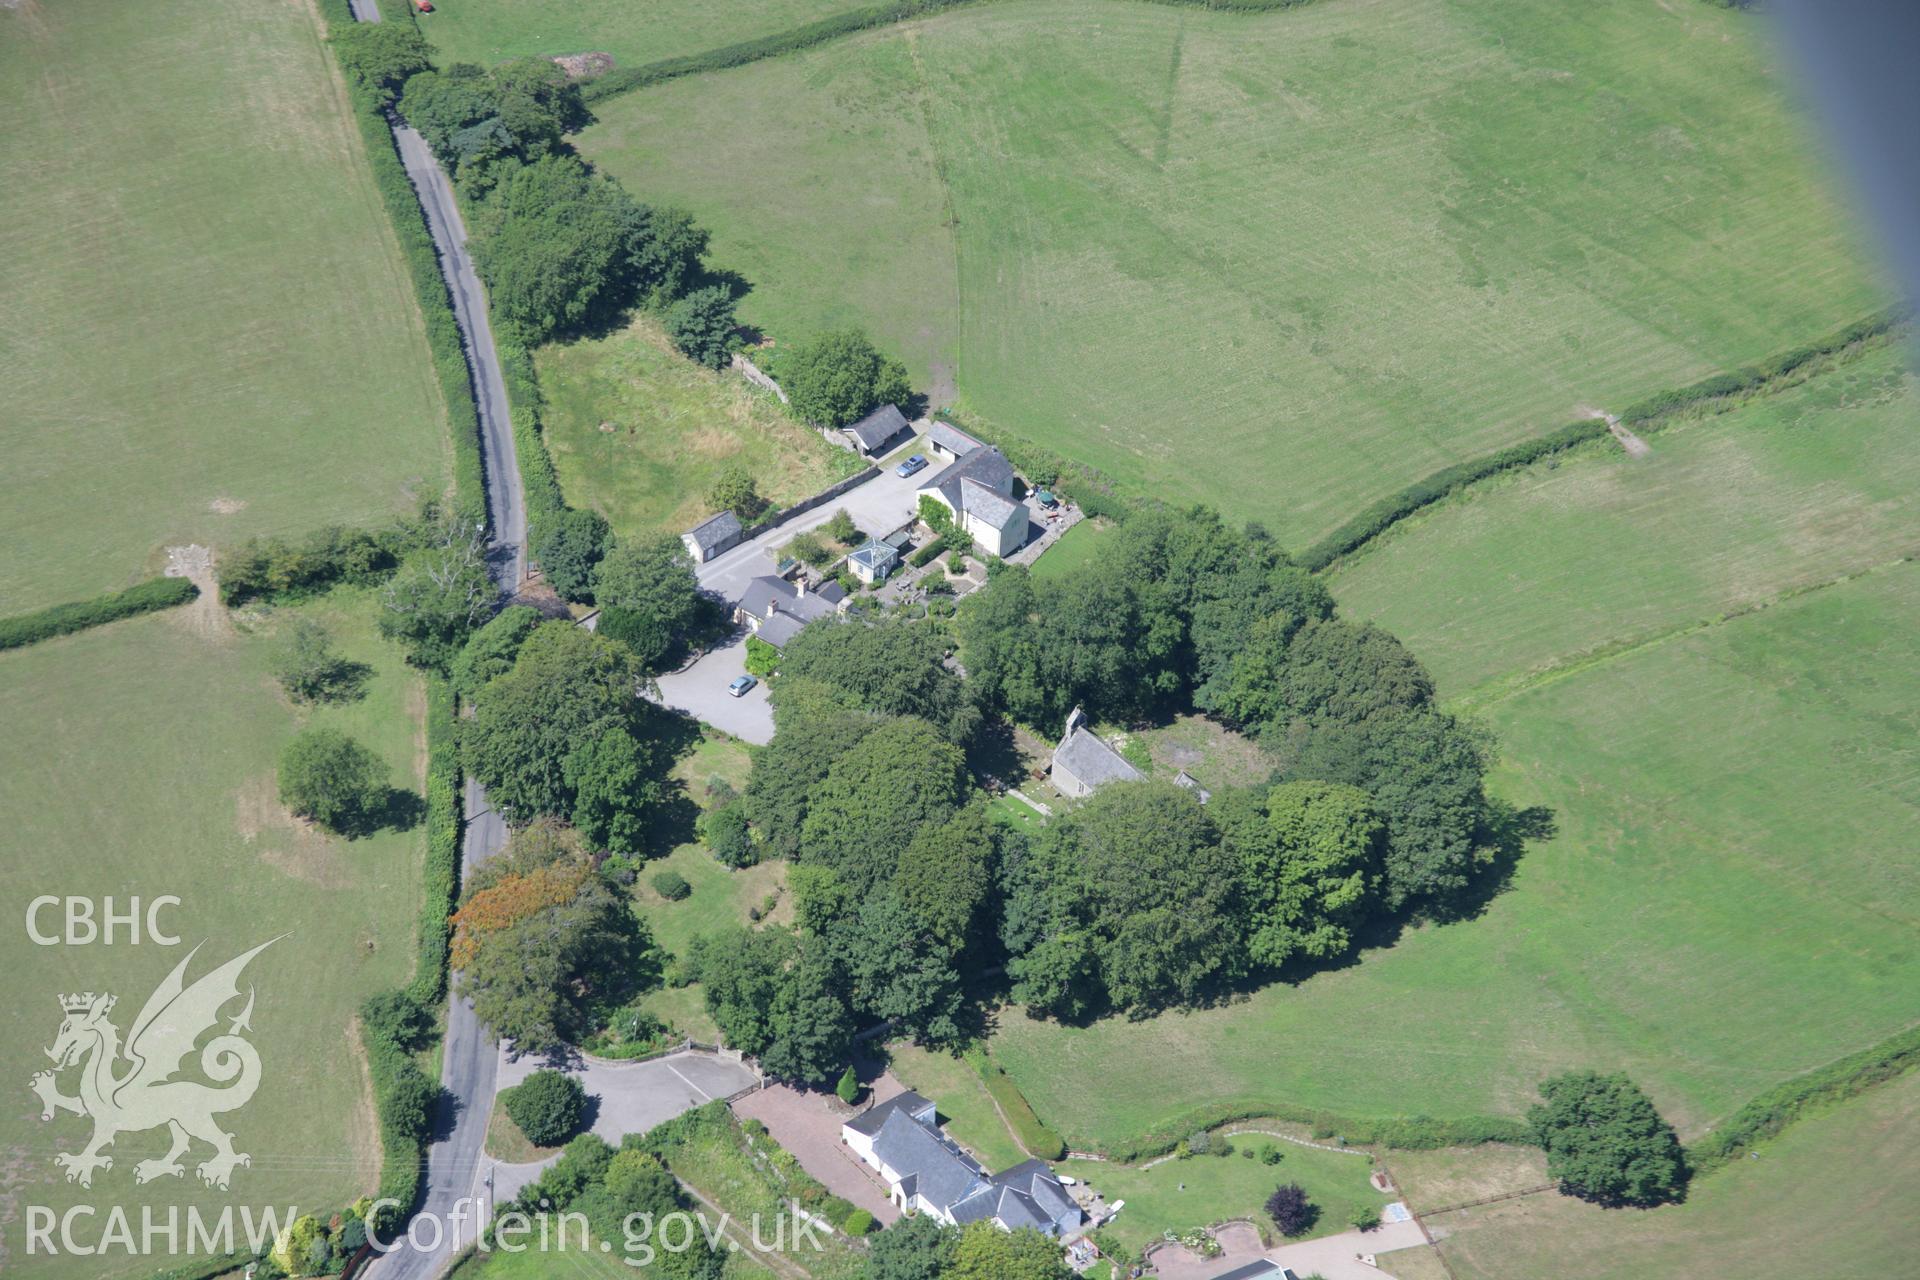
{"left": 341, "top": 1, "right": 526, "bottom": 1277}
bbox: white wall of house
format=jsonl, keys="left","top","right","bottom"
{"left": 843, "top": 1126, "right": 876, "bottom": 1164}
{"left": 962, "top": 508, "right": 1024, "bottom": 557}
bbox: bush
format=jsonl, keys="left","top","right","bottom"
{"left": 278, "top": 728, "right": 391, "bottom": 837}
{"left": 823, "top": 509, "right": 859, "bottom": 544}
{"left": 1265, "top": 1183, "right": 1316, "bottom": 1237}
{"left": 702, "top": 802, "right": 758, "bottom": 868}
{"left": 909, "top": 537, "right": 949, "bottom": 568}
{"left": 836, "top": 1065, "right": 861, "bottom": 1105}
{"left": 787, "top": 532, "right": 833, "bottom": 567}
{"left": 0, "top": 576, "right": 198, "bottom": 651}
{"left": 744, "top": 634, "right": 781, "bottom": 678}
{"left": 706, "top": 464, "right": 767, "bottom": 522}
{"left": 651, "top": 870, "right": 692, "bottom": 901}
{"left": 1350, "top": 1204, "right": 1381, "bottom": 1232}
{"left": 506, "top": 1070, "right": 587, "bottom": 1147}
{"left": 1186, "top": 1129, "right": 1212, "bottom": 1157}
{"left": 841, "top": 1209, "right": 876, "bottom": 1236}
{"left": 945, "top": 549, "right": 967, "bottom": 575}
{"left": 272, "top": 618, "right": 368, "bottom": 703}
{"left": 1260, "top": 1144, "right": 1283, "bottom": 1166}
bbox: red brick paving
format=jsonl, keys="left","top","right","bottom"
{"left": 731, "top": 1077, "right": 904, "bottom": 1224}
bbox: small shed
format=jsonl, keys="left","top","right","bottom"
{"left": 842, "top": 403, "right": 911, "bottom": 456}
{"left": 680, "top": 510, "right": 743, "bottom": 564}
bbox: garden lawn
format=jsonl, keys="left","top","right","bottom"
{"left": 633, "top": 845, "right": 791, "bottom": 959}
{"left": 1062, "top": 1141, "right": 1386, "bottom": 1255}
{"left": 1329, "top": 344, "right": 1920, "bottom": 701}
{"left": 883, "top": 1042, "right": 1028, "bottom": 1170}
{"left": 0, "top": 594, "right": 427, "bottom": 1280}
{"left": 991, "top": 562, "right": 1920, "bottom": 1149}
{"left": 417, "top": 0, "right": 861, "bottom": 75}
{"left": 1422, "top": 1067, "right": 1920, "bottom": 1279}
{"left": 1029, "top": 518, "right": 1116, "bottom": 581}
{"left": 0, "top": 0, "right": 449, "bottom": 612}
{"left": 578, "top": 0, "right": 1885, "bottom": 547}
{"left": 538, "top": 316, "right": 864, "bottom": 539}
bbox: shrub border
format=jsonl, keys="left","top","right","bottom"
{"left": 968, "top": 1049, "right": 1068, "bottom": 1160}
{"left": 0, "top": 577, "right": 197, "bottom": 651}
{"left": 1092, "top": 1099, "right": 1533, "bottom": 1164}
{"left": 1299, "top": 308, "right": 1907, "bottom": 572}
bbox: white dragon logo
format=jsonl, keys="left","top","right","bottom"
{"left": 29, "top": 938, "right": 280, "bottom": 1190}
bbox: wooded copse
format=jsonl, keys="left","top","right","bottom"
{"left": 691, "top": 503, "right": 1506, "bottom": 1084}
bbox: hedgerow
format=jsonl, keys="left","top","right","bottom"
{"left": 497, "top": 334, "right": 570, "bottom": 552}
{"left": 969, "top": 1050, "right": 1067, "bottom": 1160}
{"left": 320, "top": 0, "right": 486, "bottom": 528}
{"left": 1299, "top": 307, "right": 1907, "bottom": 571}
{"left": 1688, "top": 1021, "right": 1920, "bottom": 1175}
{"left": 1096, "top": 1099, "right": 1532, "bottom": 1163}
{"left": 0, "top": 577, "right": 197, "bottom": 651}
{"left": 582, "top": 0, "right": 990, "bottom": 104}
{"left": 408, "top": 675, "right": 462, "bottom": 1006}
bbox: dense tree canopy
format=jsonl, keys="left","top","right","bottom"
{"left": 593, "top": 534, "right": 711, "bottom": 654}
{"left": 945, "top": 1223, "right": 1070, "bottom": 1280}
{"left": 400, "top": 59, "right": 584, "bottom": 186}
{"left": 867, "top": 1213, "right": 956, "bottom": 1280}
{"left": 777, "top": 617, "right": 979, "bottom": 743}
{"left": 331, "top": 23, "right": 433, "bottom": 103}
{"left": 1215, "top": 780, "right": 1383, "bottom": 969}
{"left": 451, "top": 824, "right": 650, "bottom": 1050}
{"left": 782, "top": 328, "right": 912, "bottom": 428}
{"left": 799, "top": 717, "right": 969, "bottom": 896}
{"left": 688, "top": 927, "right": 852, "bottom": 1084}
{"left": 1530, "top": 1071, "right": 1687, "bottom": 1207}
{"left": 450, "top": 604, "right": 542, "bottom": 698}
{"left": 461, "top": 621, "right": 667, "bottom": 833}
{"left": 1008, "top": 781, "right": 1244, "bottom": 1018}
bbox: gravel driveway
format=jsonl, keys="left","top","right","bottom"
{"left": 731, "top": 1079, "right": 905, "bottom": 1224}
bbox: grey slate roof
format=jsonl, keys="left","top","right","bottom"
{"left": 738, "top": 574, "right": 837, "bottom": 625}
{"left": 928, "top": 420, "right": 983, "bottom": 457}
{"left": 958, "top": 478, "right": 1022, "bottom": 531}
{"left": 1206, "top": 1263, "right": 1288, "bottom": 1280}
{"left": 815, "top": 579, "right": 847, "bottom": 605}
{"left": 845, "top": 1090, "right": 935, "bottom": 1139}
{"left": 1054, "top": 724, "right": 1144, "bottom": 790}
{"left": 871, "top": 1108, "right": 986, "bottom": 1212}
{"left": 920, "top": 445, "right": 1015, "bottom": 508}
{"left": 683, "top": 510, "right": 743, "bottom": 552}
{"left": 844, "top": 403, "right": 910, "bottom": 451}
{"left": 755, "top": 612, "right": 808, "bottom": 649}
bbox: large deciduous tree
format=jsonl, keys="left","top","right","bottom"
{"left": 799, "top": 717, "right": 968, "bottom": 896}
{"left": 1529, "top": 1071, "right": 1686, "bottom": 1207}
{"left": 782, "top": 328, "right": 911, "bottom": 428}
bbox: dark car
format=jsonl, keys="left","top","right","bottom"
{"left": 895, "top": 454, "right": 929, "bottom": 478}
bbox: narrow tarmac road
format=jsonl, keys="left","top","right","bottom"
{"left": 343, "top": 0, "right": 525, "bottom": 1275}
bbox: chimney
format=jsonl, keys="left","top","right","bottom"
{"left": 795, "top": 576, "right": 808, "bottom": 597}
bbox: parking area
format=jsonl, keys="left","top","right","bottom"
{"left": 730, "top": 1076, "right": 908, "bottom": 1225}
{"left": 654, "top": 630, "right": 774, "bottom": 744}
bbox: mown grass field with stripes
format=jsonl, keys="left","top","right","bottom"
{"left": 416, "top": 0, "right": 856, "bottom": 75}
{"left": 0, "top": 0, "right": 449, "bottom": 613}
{"left": 578, "top": 0, "right": 1885, "bottom": 546}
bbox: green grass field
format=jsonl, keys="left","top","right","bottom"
{"left": 1062, "top": 1139, "right": 1386, "bottom": 1254}
{"left": 538, "top": 316, "right": 863, "bottom": 538}
{"left": 0, "top": 0, "right": 450, "bottom": 613}
{"left": 992, "top": 557, "right": 1920, "bottom": 1145}
{"left": 417, "top": 0, "right": 858, "bottom": 75}
{"left": 1329, "top": 345, "right": 1920, "bottom": 701}
{"left": 1029, "top": 518, "right": 1115, "bottom": 581}
{"left": 0, "top": 593, "right": 427, "bottom": 1278}
{"left": 579, "top": 0, "right": 1884, "bottom": 546}
{"left": 1399, "top": 1069, "right": 1920, "bottom": 1278}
